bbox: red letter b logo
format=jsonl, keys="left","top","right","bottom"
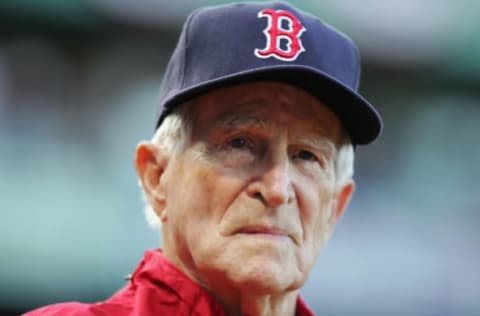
{"left": 254, "top": 9, "right": 306, "bottom": 62}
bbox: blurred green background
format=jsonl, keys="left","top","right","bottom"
{"left": 1, "top": 0, "right": 479, "bottom": 315}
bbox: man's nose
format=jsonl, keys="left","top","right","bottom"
{"left": 247, "top": 154, "right": 294, "bottom": 207}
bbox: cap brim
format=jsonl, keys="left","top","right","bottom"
{"left": 157, "top": 65, "right": 382, "bottom": 145}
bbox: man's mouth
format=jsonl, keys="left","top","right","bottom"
{"left": 235, "top": 226, "right": 293, "bottom": 241}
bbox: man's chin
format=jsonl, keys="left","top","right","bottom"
{"left": 232, "top": 261, "right": 303, "bottom": 295}
{"left": 224, "top": 246, "right": 304, "bottom": 294}
{"left": 190, "top": 236, "right": 306, "bottom": 294}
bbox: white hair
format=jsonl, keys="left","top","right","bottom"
{"left": 334, "top": 130, "right": 354, "bottom": 186}
{"left": 140, "top": 102, "right": 354, "bottom": 229}
{"left": 141, "top": 102, "right": 193, "bottom": 228}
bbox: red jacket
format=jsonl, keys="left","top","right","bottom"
{"left": 24, "top": 249, "right": 315, "bottom": 315}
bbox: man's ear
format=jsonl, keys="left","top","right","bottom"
{"left": 135, "top": 142, "right": 169, "bottom": 220}
{"left": 329, "top": 180, "right": 355, "bottom": 227}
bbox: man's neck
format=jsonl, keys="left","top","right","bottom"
{"left": 219, "top": 289, "right": 299, "bottom": 316}
{"left": 161, "top": 243, "right": 301, "bottom": 315}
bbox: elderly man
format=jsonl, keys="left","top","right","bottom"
{"left": 25, "top": 1, "right": 381, "bottom": 315}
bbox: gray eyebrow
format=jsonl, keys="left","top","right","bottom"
{"left": 217, "top": 114, "right": 267, "bottom": 128}
{"left": 210, "top": 99, "right": 269, "bottom": 127}
{"left": 216, "top": 113, "right": 336, "bottom": 151}
{"left": 302, "top": 138, "right": 337, "bottom": 157}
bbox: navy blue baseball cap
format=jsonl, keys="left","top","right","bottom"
{"left": 155, "top": 1, "right": 382, "bottom": 145}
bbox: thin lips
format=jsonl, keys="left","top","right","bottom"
{"left": 236, "top": 225, "right": 293, "bottom": 240}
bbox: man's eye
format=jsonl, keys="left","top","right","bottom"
{"left": 294, "top": 150, "right": 317, "bottom": 161}
{"left": 228, "top": 137, "right": 248, "bottom": 149}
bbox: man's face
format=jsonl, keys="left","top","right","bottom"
{"left": 150, "top": 82, "right": 353, "bottom": 296}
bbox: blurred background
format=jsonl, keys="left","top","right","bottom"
{"left": 1, "top": 0, "right": 479, "bottom": 315}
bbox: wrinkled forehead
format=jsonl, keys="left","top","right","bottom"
{"left": 190, "top": 81, "right": 344, "bottom": 143}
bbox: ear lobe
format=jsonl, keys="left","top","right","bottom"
{"left": 329, "top": 180, "right": 355, "bottom": 226}
{"left": 135, "top": 142, "right": 169, "bottom": 216}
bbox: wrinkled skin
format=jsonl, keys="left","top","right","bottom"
{"left": 136, "top": 82, "right": 354, "bottom": 316}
